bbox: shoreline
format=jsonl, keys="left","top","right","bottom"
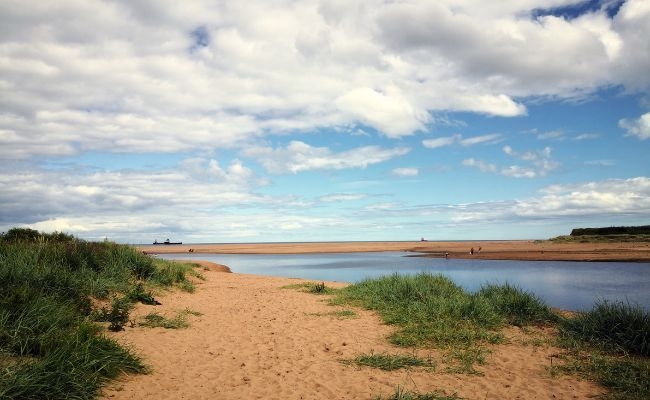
{"left": 137, "top": 240, "right": 650, "bottom": 262}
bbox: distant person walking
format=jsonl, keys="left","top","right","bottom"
{"left": 470, "top": 247, "right": 474, "bottom": 255}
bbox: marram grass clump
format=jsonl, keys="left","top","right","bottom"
{"left": 346, "top": 352, "right": 436, "bottom": 371}
{"left": 560, "top": 299, "right": 649, "bottom": 356}
{"left": 0, "top": 228, "right": 201, "bottom": 399}
{"left": 375, "top": 386, "right": 461, "bottom": 400}
{"left": 329, "top": 273, "right": 557, "bottom": 373}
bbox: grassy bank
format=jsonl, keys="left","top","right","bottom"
{"left": 0, "top": 228, "right": 199, "bottom": 399}
{"left": 333, "top": 273, "right": 556, "bottom": 373}
{"left": 310, "top": 273, "right": 649, "bottom": 399}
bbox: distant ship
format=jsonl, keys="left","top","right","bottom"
{"left": 153, "top": 238, "right": 182, "bottom": 245}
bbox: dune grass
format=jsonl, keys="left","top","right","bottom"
{"left": 376, "top": 386, "right": 461, "bottom": 400}
{"left": 298, "top": 273, "right": 648, "bottom": 398}
{"left": 346, "top": 352, "right": 436, "bottom": 371}
{"left": 308, "top": 309, "right": 358, "bottom": 319}
{"left": 139, "top": 309, "right": 203, "bottom": 329}
{"left": 331, "top": 273, "right": 555, "bottom": 373}
{"left": 560, "top": 300, "right": 649, "bottom": 356}
{"left": 556, "top": 300, "right": 650, "bottom": 399}
{"left": 282, "top": 281, "right": 339, "bottom": 295}
{"left": 0, "top": 228, "right": 201, "bottom": 399}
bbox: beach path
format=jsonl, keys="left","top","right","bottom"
{"left": 103, "top": 264, "right": 603, "bottom": 400}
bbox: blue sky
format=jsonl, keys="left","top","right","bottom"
{"left": 1, "top": 0, "right": 649, "bottom": 243}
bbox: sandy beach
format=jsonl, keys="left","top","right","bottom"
{"left": 139, "top": 240, "right": 650, "bottom": 262}
{"left": 102, "top": 258, "right": 610, "bottom": 400}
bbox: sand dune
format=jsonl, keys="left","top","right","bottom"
{"left": 103, "top": 262, "right": 604, "bottom": 400}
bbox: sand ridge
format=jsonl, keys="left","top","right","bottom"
{"left": 138, "top": 240, "right": 650, "bottom": 262}
{"left": 103, "top": 264, "right": 604, "bottom": 400}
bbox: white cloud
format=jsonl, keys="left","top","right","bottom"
{"left": 501, "top": 165, "right": 538, "bottom": 178}
{"left": 518, "top": 176, "right": 650, "bottom": 217}
{"left": 462, "top": 158, "right": 497, "bottom": 173}
{"left": 573, "top": 133, "right": 601, "bottom": 140}
{"left": 585, "top": 159, "right": 615, "bottom": 167}
{"left": 537, "top": 130, "right": 565, "bottom": 140}
{"left": 1, "top": 0, "right": 648, "bottom": 161}
{"left": 335, "top": 86, "right": 430, "bottom": 137}
{"left": 460, "top": 133, "right": 503, "bottom": 146}
{"left": 422, "top": 134, "right": 461, "bottom": 149}
{"left": 464, "top": 145, "right": 559, "bottom": 178}
{"left": 447, "top": 177, "right": 650, "bottom": 224}
{"left": 422, "top": 133, "right": 501, "bottom": 149}
{"left": 242, "top": 141, "right": 410, "bottom": 173}
{"left": 180, "top": 158, "right": 254, "bottom": 183}
{"left": 619, "top": 112, "right": 650, "bottom": 140}
{"left": 391, "top": 167, "right": 419, "bottom": 177}
{"left": 319, "top": 193, "right": 367, "bottom": 202}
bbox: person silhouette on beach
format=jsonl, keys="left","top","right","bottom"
{"left": 470, "top": 247, "right": 474, "bottom": 255}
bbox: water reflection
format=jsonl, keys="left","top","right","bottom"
{"left": 160, "top": 252, "right": 650, "bottom": 312}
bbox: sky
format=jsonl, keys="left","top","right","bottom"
{"left": 1, "top": 0, "right": 650, "bottom": 243}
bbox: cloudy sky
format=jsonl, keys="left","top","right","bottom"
{"left": 1, "top": 0, "right": 649, "bottom": 243}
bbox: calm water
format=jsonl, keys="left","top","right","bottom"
{"left": 160, "top": 252, "right": 650, "bottom": 312}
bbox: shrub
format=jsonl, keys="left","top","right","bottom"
{"left": 94, "top": 296, "right": 133, "bottom": 332}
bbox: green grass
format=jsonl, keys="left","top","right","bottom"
{"left": 551, "top": 351, "right": 650, "bottom": 400}
{"left": 295, "top": 272, "right": 648, "bottom": 398}
{"left": 139, "top": 309, "right": 203, "bottom": 329}
{"left": 477, "top": 283, "right": 557, "bottom": 326}
{"left": 282, "top": 281, "right": 339, "bottom": 295}
{"left": 560, "top": 300, "right": 649, "bottom": 356}
{"left": 376, "top": 386, "right": 461, "bottom": 400}
{"left": 346, "top": 352, "right": 435, "bottom": 371}
{"left": 0, "top": 228, "right": 202, "bottom": 399}
{"left": 150, "top": 259, "right": 199, "bottom": 292}
{"left": 555, "top": 300, "right": 650, "bottom": 399}
{"left": 309, "top": 309, "right": 358, "bottom": 319}
{"left": 331, "top": 273, "right": 555, "bottom": 373}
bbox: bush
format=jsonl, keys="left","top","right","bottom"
{"left": 93, "top": 296, "right": 133, "bottom": 332}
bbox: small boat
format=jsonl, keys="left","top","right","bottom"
{"left": 153, "top": 238, "right": 183, "bottom": 245}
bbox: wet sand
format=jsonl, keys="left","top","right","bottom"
{"left": 103, "top": 262, "right": 604, "bottom": 400}
{"left": 139, "top": 240, "right": 650, "bottom": 262}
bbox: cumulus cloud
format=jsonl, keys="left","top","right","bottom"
{"left": 242, "top": 141, "right": 410, "bottom": 173}
{"left": 180, "top": 158, "right": 254, "bottom": 183}
{"left": 1, "top": 1, "right": 649, "bottom": 242}
{"left": 1, "top": 0, "right": 648, "bottom": 161}
{"left": 335, "top": 86, "right": 430, "bottom": 138}
{"left": 463, "top": 145, "right": 559, "bottom": 178}
{"left": 446, "top": 177, "right": 650, "bottom": 224}
{"left": 619, "top": 112, "right": 650, "bottom": 140}
{"left": 462, "top": 158, "right": 498, "bottom": 173}
{"left": 516, "top": 176, "right": 650, "bottom": 217}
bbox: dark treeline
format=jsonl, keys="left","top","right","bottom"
{"left": 570, "top": 225, "right": 650, "bottom": 236}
